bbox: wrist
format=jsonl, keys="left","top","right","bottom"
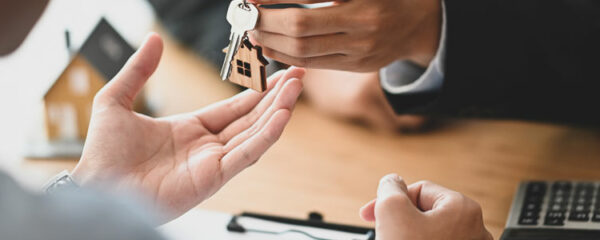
{"left": 72, "top": 157, "right": 126, "bottom": 189}
{"left": 70, "top": 162, "right": 91, "bottom": 187}
{"left": 406, "top": 0, "right": 442, "bottom": 67}
{"left": 71, "top": 158, "right": 105, "bottom": 188}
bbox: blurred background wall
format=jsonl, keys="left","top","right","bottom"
{"left": 0, "top": 0, "right": 154, "bottom": 172}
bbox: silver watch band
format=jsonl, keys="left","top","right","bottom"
{"left": 43, "top": 170, "right": 79, "bottom": 194}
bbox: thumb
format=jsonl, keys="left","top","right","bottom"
{"left": 377, "top": 174, "right": 410, "bottom": 202}
{"left": 96, "top": 33, "right": 163, "bottom": 109}
{"left": 371, "top": 174, "right": 421, "bottom": 240}
{"left": 360, "top": 174, "right": 411, "bottom": 222}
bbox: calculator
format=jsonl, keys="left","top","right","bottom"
{"left": 500, "top": 181, "right": 600, "bottom": 240}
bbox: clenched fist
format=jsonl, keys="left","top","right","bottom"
{"left": 360, "top": 174, "right": 493, "bottom": 240}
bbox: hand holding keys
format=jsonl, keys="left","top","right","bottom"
{"left": 220, "top": 0, "right": 260, "bottom": 81}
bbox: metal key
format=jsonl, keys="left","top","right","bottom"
{"left": 220, "top": 0, "right": 259, "bottom": 80}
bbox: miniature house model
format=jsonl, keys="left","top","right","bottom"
{"left": 43, "top": 18, "right": 135, "bottom": 142}
{"left": 224, "top": 39, "right": 268, "bottom": 92}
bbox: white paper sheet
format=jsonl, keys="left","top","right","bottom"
{"left": 158, "top": 209, "right": 371, "bottom": 240}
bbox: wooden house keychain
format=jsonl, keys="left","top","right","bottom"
{"left": 220, "top": 0, "right": 269, "bottom": 92}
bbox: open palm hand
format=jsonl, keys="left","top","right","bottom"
{"left": 72, "top": 34, "right": 305, "bottom": 222}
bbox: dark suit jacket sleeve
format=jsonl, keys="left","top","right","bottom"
{"left": 383, "top": 0, "right": 600, "bottom": 126}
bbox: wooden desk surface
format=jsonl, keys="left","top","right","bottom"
{"left": 21, "top": 30, "right": 600, "bottom": 239}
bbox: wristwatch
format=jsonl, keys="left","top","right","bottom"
{"left": 43, "top": 170, "right": 79, "bottom": 194}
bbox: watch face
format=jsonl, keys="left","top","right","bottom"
{"left": 44, "top": 171, "right": 78, "bottom": 194}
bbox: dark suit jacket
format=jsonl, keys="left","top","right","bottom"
{"left": 384, "top": 0, "right": 600, "bottom": 126}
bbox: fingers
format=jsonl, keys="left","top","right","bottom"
{"left": 217, "top": 71, "right": 289, "bottom": 139}
{"left": 406, "top": 181, "right": 491, "bottom": 240}
{"left": 257, "top": 7, "right": 346, "bottom": 37}
{"left": 250, "top": 31, "right": 349, "bottom": 58}
{"left": 371, "top": 174, "right": 420, "bottom": 240}
{"left": 370, "top": 178, "right": 468, "bottom": 214}
{"left": 195, "top": 69, "right": 288, "bottom": 133}
{"left": 262, "top": 46, "right": 349, "bottom": 69}
{"left": 221, "top": 110, "right": 291, "bottom": 181}
{"left": 250, "top": 0, "right": 331, "bottom": 4}
{"left": 407, "top": 180, "right": 461, "bottom": 212}
{"left": 96, "top": 33, "right": 163, "bottom": 109}
{"left": 359, "top": 199, "right": 376, "bottom": 222}
{"left": 359, "top": 175, "right": 413, "bottom": 223}
{"left": 216, "top": 67, "right": 305, "bottom": 141}
{"left": 220, "top": 77, "right": 302, "bottom": 181}
{"left": 377, "top": 174, "right": 410, "bottom": 202}
{"left": 219, "top": 77, "right": 287, "bottom": 145}
{"left": 223, "top": 76, "right": 303, "bottom": 151}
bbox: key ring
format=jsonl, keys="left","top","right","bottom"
{"left": 242, "top": 0, "right": 250, "bottom": 9}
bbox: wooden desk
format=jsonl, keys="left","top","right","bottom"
{"left": 21, "top": 29, "right": 600, "bottom": 239}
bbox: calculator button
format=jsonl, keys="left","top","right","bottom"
{"left": 523, "top": 202, "right": 541, "bottom": 211}
{"left": 550, "top": 195, "right": 568, "bottom": 204}
{"left": 551, "top": 190, "right": 571, "bottom": 198}
{"left": 552, "top": 181, "right": 572, "bottom": 191}
{"left": 519, "top": 217, "right": 538, "bottom": 225}
{"left": 550, "top": 199, "right": 569, "bottom": 209}
{"left": 527, "top": 182, "right": 547, "bottom": 195}
{"left": 549, "top": 203, "right": 567, "bottom": 211}
{"left": 544, "top": 217, "right": 565, "bottom": 226}
{"left": 574, "top": 185, "right": 593, "bottom": 201}
{"left": 575, "top": 189, "right": 593, "bottom": 197}
{"left": 546, "top": 211, "right": 566, "bottom": 219}
{"left": 552, "top": 189, "right": 571, "bottom": 197}
{"left": 524, "top": 194, "right": 544, "bottom": 203}
{"left": 569, "top": 211, "right": 590, "bottom": 221}
{"left": 575, "top": 186, "right": 593, "bottom": 194}
{"left": 573, "top": 196, "right": 593, "bottom": 205}
{"left": 545, "top": 211, "right": 566, "bottom": 226}
{"left": 520, "top": 210, "right": 539, "bottom": 219}
{"left": 572, "top": 203, "right": 591, "bottom": 212}
{"left": 592, "top": 212, "right": 600, "bottom": 222}
{"left": 575, "top": 182, "right": 594, "bottom": 190}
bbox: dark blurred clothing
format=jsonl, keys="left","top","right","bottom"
{"left": 0, "top": 172, "right": 163, "bottom": 240}
{"left": 384, "top": 0, "right": 600, "bottom": 127}
{"left": 149, "top": 0, "right": 230, "bottom": 67}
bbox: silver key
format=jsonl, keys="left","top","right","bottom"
{"left": 220, "top": 0, "right": 259, "bottom": 80}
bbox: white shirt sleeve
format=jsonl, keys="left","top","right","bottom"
{"left": 379, "top": 0, "right": 447, "bottom": 94}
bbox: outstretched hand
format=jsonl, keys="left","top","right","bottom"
{"left": 72, "top": 33, "right": 305, "bottom": 222}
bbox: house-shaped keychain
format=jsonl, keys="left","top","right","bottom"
{"left": 223, "top": 38, "right": 269, "bottom": 92}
